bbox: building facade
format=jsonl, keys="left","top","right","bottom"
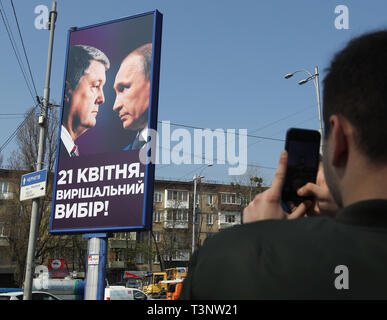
{"left": 0, "top": 169, "right": 255, "bottom": 286}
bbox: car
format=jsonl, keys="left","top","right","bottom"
{"left": 0, "top": 291, "right": 61, "bottom": 300}
{"left": 104, "top": 286, "right": 151, "bottom": 300}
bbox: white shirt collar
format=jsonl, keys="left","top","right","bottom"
{"left": 61, "top": 125, "right": 75, "bottom": 155}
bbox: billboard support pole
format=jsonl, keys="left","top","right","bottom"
{"left": 84, "top": 234, "right": 108, "bottom": 300}
{"left": 23, "top": 1, "right": 57, "bottom": 300}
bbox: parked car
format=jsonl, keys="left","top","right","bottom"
{"left": 104, "top": 286, "right": 150, "bottom": 300}
{"left": 0, "top": 291, "right": 61, "bottom": 300}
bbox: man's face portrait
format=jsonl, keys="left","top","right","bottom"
{"left": 67, "top": 59, "right": 107, "bottom": 131}
{"left": 113, "top": 53, "right": 150, "bottom": 131}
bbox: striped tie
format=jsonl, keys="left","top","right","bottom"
{"left": 70, "top": 145, "right": 79, "bottom": 157}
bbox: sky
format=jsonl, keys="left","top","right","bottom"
{"left": 1, "top": 0, "right": 387, "bottom": 186}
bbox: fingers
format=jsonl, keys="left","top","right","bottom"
{"left": 270, "top": 150, "right": 288, "bottom": 200}
{"left": 297, "top": 182, "right": 322, "bottom": 198}
{"left": 287, "top": 201, "right": 311, "bottom": 219}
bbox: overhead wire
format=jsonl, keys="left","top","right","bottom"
{"left": 0, "top": 2, "right": 36, "bottom": 105}
{"left": 158, "top": 121, "right": 285, "bottom": 142}
{"left": 0, "top": 1, "right": 43, "bottom": 157}
{"left": 0, "top": 105, "right": 40, "bottom": 154}
{"left": 10, "top": 0, "right": 38, "bottom": 97}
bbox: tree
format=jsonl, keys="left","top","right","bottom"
{"left": 194, "top": 191, "right": 220, "bottom": 249}
{"left": 1, "top": 105, "right": 81, "bottom": 286}
{"left": 230, "top": 165, "right": 265, "bottom": 205}
{"left": 157, "top": 197, "right": 191, "bottom": 269}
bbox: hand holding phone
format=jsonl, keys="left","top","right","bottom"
{"left": 243, "top": 149, "right": 312, "bottom": 223}
{"left": 281, "top": 128, "right": 321, "bottom": 206}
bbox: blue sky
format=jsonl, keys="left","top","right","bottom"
{"left": 1, "top": 0, "right": 387, "bottom": 185}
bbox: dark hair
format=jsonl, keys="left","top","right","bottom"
{"left": 66, "top": 45, "right": 110, "bottom": 91}
{"left": 323, "top": 30, "right": 387, "bottom": 163}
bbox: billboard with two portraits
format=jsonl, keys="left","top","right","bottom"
{"left": 50, "top": 11, "right": 162, "bottom": 233}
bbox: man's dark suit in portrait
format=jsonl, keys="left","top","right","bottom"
{"left": 60, "top": 45, "right": 110, "bottom": 157}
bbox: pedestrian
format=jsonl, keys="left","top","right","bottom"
{"left": 181, "top": 30, "right": 387, "bottom": 299}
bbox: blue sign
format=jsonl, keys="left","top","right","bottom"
{"left": 20, "top": 169, "right": 48, "bottom": 201}
{"left": 21, "top": 169, "right": 47, "bottom": 187}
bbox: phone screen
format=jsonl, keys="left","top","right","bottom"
{"left": 282, "top": 129, "right": 320, "bottom": 205}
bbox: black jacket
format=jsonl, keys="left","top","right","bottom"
{"left": 180, "top": 200, "right": 387, "bottom": 299}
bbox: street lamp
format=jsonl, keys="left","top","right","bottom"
{"left": 284, "top": 66, "right": 323, "bottom": 154}
{"left": 192, "top": 164, "right": 213, "bottom": 254}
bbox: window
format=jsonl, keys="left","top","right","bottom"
{"left": 167, "top": 209, "right": 188, "bottom": 222}
{"left": 153, "top": 231, "right": 160, "bottom": 242}
{"left": 154, "top": 275, "right": 165, "bottom": 284}
{"left": 0, "top": 222, "right": 7, "bottom": 237}
{"left": 137, "top": 232, "right": 145, "bottom": 242}
{"left": 167, "top": 190, "right": 188, "bottom": 202}
{"left": 171, "top": 250, "right": 190, "bottom": 261}
{"left": 225, "top": 215, "right": 236, "bottom": 223}
{"left": 0, "top": 181, "right": 8, "bottom": 194}
{"left": 153, "top": 211, "right": 161, "bottom": 223}
{"left": 206, "top": 214, "right": 214, "bottom": 225}
{"left": 221, "top": 193, "right": 241, "bottom": 205}
{"left": 194, "top": 194, "right": 199, "bottom": 206}
{"left": 133, "top": 290, "right": 147, "bottom": 300}
{"left": 206, "top": 194, "right": 215, "bottom": 206}
{"left": 154, "top": 192, "right": 162, "bottom": 203}
{"left": 136, "top": 252, "right": 144, "bottom": 264}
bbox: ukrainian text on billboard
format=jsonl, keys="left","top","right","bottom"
{"left": 50, "top": 11, "right": 163, "bottom": 233}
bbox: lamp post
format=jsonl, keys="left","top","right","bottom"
{"left": 192, "top": 164, "right": 213, "bottom": 254}
{"left": 284, "top": 66, "right": 323, "bottom": 154}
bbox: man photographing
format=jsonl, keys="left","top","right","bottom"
{"left": 181, "top": 30, "right": 387, "bottom": 299}
{"left": 113, "top": 43, "right": 152, "bottom": 150}
{"left": 60, "top": 45, "right": 110, "bottom": 157}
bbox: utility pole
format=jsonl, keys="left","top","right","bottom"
{"left": 23, "top": 1, "right": 57, "bottom": 300}
{"left": 314, "top": 66, "right": 323, "bottom": 154}
{"left": 192, "top": 176, "right": 198, "bottom": 255}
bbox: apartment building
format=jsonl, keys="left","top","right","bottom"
{"left": 109, "top": 179, "right": 245, "bottom": 276}
{"left": 0, "top": 168, "right": 257, "bottom": 285}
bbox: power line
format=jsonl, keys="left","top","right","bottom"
{"left": 158, "top": 121, "right": 285, "bottom": 142}
{"left": 249, "top": 104, "right": 314, "bottom": 134}
{"left": 0, "top": 105, "right": 39, "bottom": 154}
{"left": 10, "top": 0, "right": 38, "bottom": 97}
{"left": 0, "top": 5, "right": 36, "bottom": 105}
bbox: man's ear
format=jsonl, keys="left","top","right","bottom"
{"left": 64, "top": 81, "right": 72, "bottom": 103}
{"left": 329, "top": 115, "right": 349, "bottom": 167}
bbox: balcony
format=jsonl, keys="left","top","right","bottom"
{"left": 164, "top": 220, "right": 189, "bottom": 229}
{"left": 218, "top": 212, "right": 241, "bottom": 230}
{"left": 0, "top": 236, "right": 8, "bottom": 247}
{"left": 165, "top": 199, "right": 189, "bottom": 209}
{"left": 0, "top": 192, "right": 14, "bottom": 200}
{"left": 109, "top": 239, "right": 135, "bottom": 249}
{"left": 109, "top": 261, "right": 125, "bottom": 269}
{"left": 165, "top": 190, "right": 189, "bottom": 209}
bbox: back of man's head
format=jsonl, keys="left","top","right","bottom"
{"left": 323, "top": 30, "right": 387, "bottom": 164}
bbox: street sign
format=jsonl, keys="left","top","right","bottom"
{"left": 20, "top": 169, "right": 47, "bottom": 201}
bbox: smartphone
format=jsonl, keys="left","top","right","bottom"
{"left": 281, "top": 128, "right": 321, "bottom": 205}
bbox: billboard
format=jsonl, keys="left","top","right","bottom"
{"left": 50, "top": 10, "right": 163, "bottom": 234}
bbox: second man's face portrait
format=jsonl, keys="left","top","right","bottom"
{"left": 113, "top": 52, "right": 150, "bottom": 131}
{"left": 67, "top": 59, "right": 107, "bottom": 132}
